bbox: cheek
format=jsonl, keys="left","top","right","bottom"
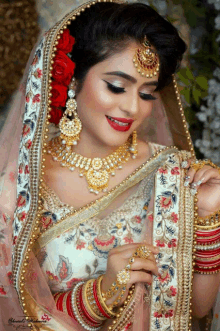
{"left": 78, "top": 79, "right": 116, "bottom": 114}
{"left": 139, "top": 101, "right": 154, "bottom": 122}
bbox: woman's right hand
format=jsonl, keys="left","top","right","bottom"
{"left": 101, "top": 243, "right": 159, "bottom": 307}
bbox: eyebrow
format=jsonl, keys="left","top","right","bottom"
{"left": 104, "top": 71, "right": 158, "bottom": 86}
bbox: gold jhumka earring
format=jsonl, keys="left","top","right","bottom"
{"left": 59, "top": 77, "right": 82, "bottom": 150}
{"left": 130, "top": 130, "right": 138, "bottom": 159}
{"left": 133, "top": 36, "right": 160, "bottom": 78}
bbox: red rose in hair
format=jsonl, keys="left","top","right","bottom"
{"left": 57, "top": 29, "right": 75, "bottom": 54}
{"left": 51, "top": 82, "right": 68, "bottom": 107}
{"left": 49, "top": 106, "right": 63, "bottom": 126}
{"left": 52, "top": 50, "right": 75, "bottom": 86}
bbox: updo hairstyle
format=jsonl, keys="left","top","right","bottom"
{"left": 69, "top": 2, "right": 186, "bottom": 92}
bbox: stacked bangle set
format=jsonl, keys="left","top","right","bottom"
{"left": 53, "top": 276, "right": 117, "bottom": 331}
{"left": 194, "top": 209, "right": 220, "bottom": 274}
{"left": 53, "top": 245, "right": 151, "bottom": 330}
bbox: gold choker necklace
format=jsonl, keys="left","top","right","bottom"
{"left": 47, "top": 136, "right": 138, "bottom": 195}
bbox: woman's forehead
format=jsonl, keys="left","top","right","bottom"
{"left": 91, "top": 42, "right": 159, "bottom": 85}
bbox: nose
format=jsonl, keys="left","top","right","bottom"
{"left": 120, "top": 90, "right": 139, "bottom": 118}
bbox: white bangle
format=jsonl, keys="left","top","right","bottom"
{"left": 71, "top": 281, "right": 102, "bottom": 331}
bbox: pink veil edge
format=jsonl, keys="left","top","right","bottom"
{"left": 0, "top": 1, "right": 218, "bottom": 330}
{"left": 0, "top": 32, "right": 85, "bottom": 331}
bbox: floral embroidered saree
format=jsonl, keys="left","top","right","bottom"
{"left": 0, "top": 1, "right": 219, "bottom": 330}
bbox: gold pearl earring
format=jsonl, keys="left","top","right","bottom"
{"left": 129, "top": 131, "right": 138, "bottom": 159}
{"left": 59, "top": 78, "right": 82, "bottom": 150}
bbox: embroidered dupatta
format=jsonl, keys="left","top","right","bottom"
{"left": 1, "top": 0, "right": 219, "bottom": 330}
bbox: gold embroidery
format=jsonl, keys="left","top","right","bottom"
{"left": 174, "top": 151, "right": 195, "bottom": 331}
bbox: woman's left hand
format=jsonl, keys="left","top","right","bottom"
{"left": 183, "top": 161, "right": 220, "bottom": 217}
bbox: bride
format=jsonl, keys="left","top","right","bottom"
{"left": 0, "top": 1, "right": 220, "bottom": 330}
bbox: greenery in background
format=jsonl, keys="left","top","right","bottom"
{"left": 177, "top": 67, "right": 208, "bottom": 125}
{"left": 148, "top": 0, "right": 218, "bottom": 157}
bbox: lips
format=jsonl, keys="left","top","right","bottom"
{"left": 106, "top": 115, "right": 133, "bottom": 132}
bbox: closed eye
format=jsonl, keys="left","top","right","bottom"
{"left": 139, "top": 92, "right": 156, "bottom": 100}
{"left": 104, "top": 80, "right": 125, "bottom": 94}
{"left": 103, "top": 80, "right": 157, "bottom": 100}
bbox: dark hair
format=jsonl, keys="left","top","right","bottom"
{"left": 69, "top": 2, "right": 186, "bottom": 92}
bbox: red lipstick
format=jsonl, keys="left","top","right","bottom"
{"left": 106, "top": 116, "right": 133, "bottom": 132}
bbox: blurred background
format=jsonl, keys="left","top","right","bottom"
{"left": 0, "top": 0, "right": 220, "bottom": 163}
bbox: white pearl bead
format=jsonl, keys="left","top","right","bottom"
{"left": 132, "top": 155, "right": 136, "bottom": 159}
{"left": 53, "top": 157, "right": 57, "bottom": 161}
{"left": 73, "top": 141, "right": 77, "bottom": 145}
{"left": 79, "top": 173, "right": 83, "bottom": 177}
{"left": 111, "top": 172, "right": 115, "bottom": 176}
{"left": 62, "top": 140, "right": 66, "bottom": 145}
{"left": 90, "top": 188, "right": 94, "bottom": 192}
{"left": 47, "top": 150, "right": 51, "bottom": 154}
{"left": 70, "top": 167, "right": 75, "bottom": 171}
{"left": 118, "top": 165, "right": 122, "bottom": 169}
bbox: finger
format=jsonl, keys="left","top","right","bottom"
{"left": 129, "top": 270, "right": 153, "bottom": 285}
{"left": 184, "top": 167, "right": 196, "bottom": 185}
{"left": 109, "top": 243, "right": 141, "bottom": 256}
{"left": 184, "top": 165, "right": 211, "bottom": 186}
{"left": 131, "top": 257, "right": 158, "bottom": 276}
{"left": 193, "top": 167, "right": 220, "bottom": 184}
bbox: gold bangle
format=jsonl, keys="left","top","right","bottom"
{"left": 62, "top": 290, "right": 70, "bottom": 315}
{"left": 97, "top": 275, "right": 117, "bottom": 317}
{"left": 197, "top": 209, "right": 220, "bottom": 227}
{"left": 83, "top": 281, "right": 106, "bottom": 322}
{"left": 54, "top": 292, "right": 62, "bottom": 305}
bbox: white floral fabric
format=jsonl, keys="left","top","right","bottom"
{"left": 37, "top": 163, "right": 156, "bottom": 293}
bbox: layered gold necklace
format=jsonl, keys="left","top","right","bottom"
{"left": 47, "top": 135, "right": 137, "bottom": 195}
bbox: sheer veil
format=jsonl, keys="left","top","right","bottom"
{"left": 0, "top": 1, "right": 219, "bottom": 330}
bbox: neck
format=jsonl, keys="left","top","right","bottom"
{"left": 72, "top": 130, "right": 127, "bottom": 159}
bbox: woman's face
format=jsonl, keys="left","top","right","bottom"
{"left": 75, "top": 41, "right": 159, "bottom": 148}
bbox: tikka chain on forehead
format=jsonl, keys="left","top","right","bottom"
{"left": 133, "top": 36, "right": 160, "bottom": 78}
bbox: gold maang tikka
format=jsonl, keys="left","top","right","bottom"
{"left": 59, "top": 77, "right": 82, "bottom": 149}
{"left": 133, "top": 36, "right": 160, "bottom": 78}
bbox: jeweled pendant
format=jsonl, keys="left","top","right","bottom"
{"left": 86, "top": 168, "right": 109, "bottom": 193}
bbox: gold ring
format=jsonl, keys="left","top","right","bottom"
{"left": 134, "top": 245, "right": 151, "bottom": 259}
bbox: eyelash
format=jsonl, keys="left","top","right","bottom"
{"left": 104, "top": 81, "right": 156, "bottom": 101}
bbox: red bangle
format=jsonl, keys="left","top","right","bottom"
{"left": 66, "top": 290, "right": 77, "bottom": 320}
{"left": 195, "top": 259, "right": 220, "bottom": 267}
{"left": 79, "top": 286, "right": 101, "bottom": 326}
{"left": 93, "top": 279, "right": 112, "bottom": 319}
{"left": 196, "top": 228, "right": 220, "bottom": 236}
{"left": 196, "top": 247, "right": 220, "bottom": 254}
{"left": 76, "top": 285, "right": 100, "bottom": 328}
